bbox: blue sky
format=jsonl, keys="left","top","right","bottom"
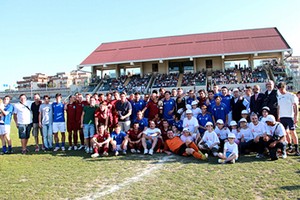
{"left": 1, "top": 0, "right": 299, "bottom": 90}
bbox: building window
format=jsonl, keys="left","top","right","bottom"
{"left": 152, "top": 64, "right": 158, "bottom": 72}
{"left": 206, "top": 60, "right": 213, "bottom": 68}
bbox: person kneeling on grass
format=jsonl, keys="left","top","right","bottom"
{"left": 110, "top": 125, "right": 128, "bottom": 156}
{"left": 164, "top": 130, "right": 207, "bottom": 160}
{"left": 218, "top": 133, "right": 239, "bottom": 164}
{"left": 91, "top": 124, "right": 111, "bottom": 158}
{"left": 198, "top": 122, "right": 220, "bottom": 157}
{"left": 142, "top": 120, "right": 161, "bottom": 155}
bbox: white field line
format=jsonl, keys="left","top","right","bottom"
{"left": 78, "top": 155, "right": 173, "bottom": 200}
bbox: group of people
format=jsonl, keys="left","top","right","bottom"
{"left": 0, "top": 80, "right": 299, "bottom": 164}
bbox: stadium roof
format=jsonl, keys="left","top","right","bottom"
{"left": 80, "top": 27, "right": 292, "bottom": 66}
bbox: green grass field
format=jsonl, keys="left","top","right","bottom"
{"left": 0, "top": 121, "right": 299, "bottom": 200}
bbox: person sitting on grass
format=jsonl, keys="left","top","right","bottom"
{"left": 218, "top": 133, "right": 239, "bottom": 164}
{"left": 214, "top": 119, "right": 230, "bottom": 151}
{"left": 164, "top": 130, "right": 207, "bottom": 161}
{"left": 198, "top": 122, "right": 220, "bottom": 157}
{"left": 142, "top": 120, "right": 161, "bottom": 155}
{"left": 110, "top": 125, "right": 128, "bottom": 156}
{"left": 238, "top": 118, "right": 254, "bottom": 154}
{"left": 127, "top": 122, "right": 143, "bottom": 154}
{"left": 260, "top": 115, "right": 287, "bottom": 161}
{"left": 133, "top": 111, "right": 148, "bottom": 132}
{"left": 91, "top": 124, "right": 111, "bottom": 158}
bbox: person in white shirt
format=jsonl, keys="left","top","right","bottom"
{"left": 229, "top": 120, "right": 239, "bottom": 144}
{"left": 214, "top": 119, "right": 230, "bottom": 151}
{"left": 198, "top": 122, "right": 220, "bottom": 156}
{"left": 183, "top": 109, "right": 199, "bottom": 137}
{"left": 218, "top": 133, "right": 239, "bottom": 164}
{"left": 262, "top": 115, "right": 287, "bottom": 160}
{"left": 191, "top": 101, "right": 201, "bottom": 118}
{"left": 13, "top": 94, "right": 33, "bottom": 154}
{"left": 180, "top": 128, "right": 194, "bottom": 143}
{"left": 259, "top": 106, "right": 270, "bottom": 123}
{"left": 142, "top": 120, "right": 161, "bottom": 155}
{"left": 277, "top": 82, "right": 299, "bottom": 156}
{"left": 238, "top": 118, "right": 254, "bottom": 154}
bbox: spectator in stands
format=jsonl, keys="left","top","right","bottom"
{"left": 39, "top": 95, "right": 53, "bottom": 151}
{"left": 277, "top": 82, "right": 299, "bottom": 156}
{"left": 230, "top": 88, "right": 249, "bottom": 122}
{"left": 116, "top": 92, "right": 132, "bottom": 132}
{"left": 31, "top": 93, "right": 43, "bottom": 152}
{"left": 250, "top": 85, "right": 265, "bottom": 116}
{"left": 52, "top": 93, "right": 66, "bottom": 152}
{"left": 0, "top": 95, "right": 14, "bottom": 154}
{"left": 162, "top": 91, "right": 176, "bottom": 122}
{"left": 211, "top": 96, "right": 228, "bottom": 125}
{"left": 14, "top": 94, "right": 32, "bottom": 154}
{"left": 263, "top": 80, "right": 278, "bottom": 119}
{"left": 65, "top": 95, "right": 77, "bottom": 150}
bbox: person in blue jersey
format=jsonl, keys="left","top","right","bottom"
{"left": 220, "top": 86, "right": 233, "bottom": 122}
{"left": 110, "top": 125, "right": 128, "bottom": 156}
{"left": 211, "top": 96, "right": 228, "bottom": 126}
{"left": 172, "top": 113, "right": 183, "bottom": 132}
{"left": 213, "top": 84, "right": 221, "bottom": 97}
{"left": 162, "top": 91, "right": 176, "bottom": 122}
{"left": 0, "top": 96, "right": 14, "bottom": 154}
{"left": 52, "top": 93, "right": 66, "bottom": 152}
{"left": 133, "top": 111, "right": 148, "bottom": 131}
{"left": 197, "top": 105, "right": 213, "bottom": 138}
{"left": 130, "top": 92, "right": 146, "bottom": 122}
{"left": 186, "top": 90, "right": 197, "bottom": 105}
{"left": 205, "top": 90, "right": 216, "bottom": 114}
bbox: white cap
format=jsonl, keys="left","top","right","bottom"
{"left": 183, "top": 127, "right": 190, "bottom": 132}
{"left": 241, "top": 110, "right": 248, "bottom": 115}
{"left": 228, "top": 133, "right": 236, "bottom": 139}
{"left": 233, "top": 88, "right": 239, "bottom": 92}
{"left": 261, "top": 106, "right": 270, "bottom": 112}
{"left": 186, "top": 104, "right": 192, "bottom": 110}
{"left": 205, "top": 121, "right": 213, "bottom": 126}
{"left": 265, "top": 115, "right": 276, "bottom": 123}
{"left": 216, "top": 119, "right": 224, "bottom": 124}
{"left": 191, "top": 101, "right": 198, "bottom": 106}
{"left": 229, "top": 121, "right": 237, "bottom": 126}
{"left": 186, "top": 109, "right": 192, "bottom": 114}
{"left": 239, "top": 118, "right": 247, "bottom": 123}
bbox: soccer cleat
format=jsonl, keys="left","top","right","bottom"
{"left": 53, "top": 147, "right": 60, "bottom": 152}
{"left": 255, "top": 153, "right": 264, "bottom": 159}
{"left": 218, "top": 159, "right": 225, "bottom": 164}
{"left": 115, "top": 151, "right": 119, "bottom": 156}
{"left": 85, "top": 147, "right": 89, "bottom": 154}
{"left": 231, "top": 159, "right": 236, "bottom": 164}
{"left": 21, "top": 150, "right": 27, "bottom": 155}
{"left": 61, "top": 146, "right": 65, "bottom": 151}
{"left": 137, "top": 150, "right": 141, "bottom": 154}
{"left": 131, "top": 149, "right": 136, "bottom": 154}
{"left": 149, "top": 149, "right": 153, "bottom": 155}
{"left": 282, "top": 152, "right": 287, "bottom": 159}
{"left": 102, "top": 151, "right": 109, "bottom": 156}
{"left": 144, "top": 149, "right": 148, "bottom": 155}
{"left": 78, "top": 145, "right": 85, "bottom": 150}
{"left": 122, "top": 150, "right": 127, "bottom": 155}
{"left": 74, "top": 146, "right": 78, "bottom": 150}
{"left": 41, "top": 146, "right": 45, "bottom": 151}
{"left": 91, "top": 153, "right": 99, "bottom": 158}
{"left": 295, "top": 151, "right": 300, "bottom": 156}
{"left": 68, "top": 146, "right": 73, "bottom": 151}
{"left": 198, "top": 150, "right": 208, "bottom": 160}
{"left": 35, "top": 146, "right": 40, "bottom": 152}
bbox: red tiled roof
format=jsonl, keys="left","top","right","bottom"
{"left": 80, "top": 27, "right": 291, "bottom": 66}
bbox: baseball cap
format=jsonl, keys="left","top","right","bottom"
{"left": 261, "top": 106, "right": 270, "bottom": 112}
{"left": 186, "top": 109, "right": 192, "bottom": 114}
{"left": 229, "top": 121, "right": 237, "bottom": 126}
{"left": 228, "top": 133, "right": 236, "bottom": 139}
{"left": 183, "top": 127, "right": 190, "bottom": 132}
{"left": 205, "top": 121, "right": 213, "bottom": 126}
{"left": 265, "top": 115, "right": 276, "bottom": 123}
{"left": 241, "top": 110, "right": 248, "bottom": 115}
{"left": 216, "top": 119, "right": 224, "bottom": 124}
{"left": 239, "top": 118, "right": 247, "bottom": 123}
{"left": 191, "top": 101, "right": 198, "bottom": 106}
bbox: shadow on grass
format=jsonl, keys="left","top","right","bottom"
{"left": 280, "top": 185, "right": 300, "bottom": 191}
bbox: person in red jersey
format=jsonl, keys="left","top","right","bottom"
{"left": 127, "top": 122, "right": 143, "bottom": 153}
{"left": 109, "top": 91, "right": 120, "bottom": 128}
{"left": 65, "top": 95, "right": 78, "bottom": 150}
{"left": 75, "top": 93, "right": 85, "bottom": 150}
{"left": 94, "top": 102, "right": 110, "bottom": 129}
{"left": 91, "top": 124, "right": 110, "bottom": 158}
{"left": 82, "top": 93, "right": 91, "bottom": 106}
{"left": 142, "top": 91, "right": 159, "bottom": 122}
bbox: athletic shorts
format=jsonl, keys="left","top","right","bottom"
{"left": 280, "top": 117, "right": 295, "bottom": 130}
{"left": 18, "top": 124, "right": 32, "bottom": 139}
{"left": 177, "top": 143, "right": 188, "bottom": 156}
{"left": 32, "top": 123, "right": 42, "bottom": 137}
{"left": 53, "top": 122, "right": 66, "bottom": 133}
{"left": 0, "top": 125, "right": 10, "bottom": 135}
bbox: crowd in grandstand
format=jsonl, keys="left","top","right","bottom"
{"left": 0, "top": 80, "right": 299, "bottom": 164}
{"left": 153, "top": 73, "right": 179, "bottom": 88}
{"left": 211, "top": 69, "right": 238, "bottom": 85}
{"left": 181, "top": 71, "right": 206, "bottom": 86}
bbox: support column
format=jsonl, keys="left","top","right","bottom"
{"left": 116, "top": 65, "right": 120, "bottom": 78}
{"left": 193, "top": 58, "right": 197, "bottom": 72}
{"left": 140, "top": 62, "right": 144, "bottom": 77}
{"left": 221, "top": 56, "right": 225, "bottom": 72}
{"left": 248, "top": 55, "right": 254, "bottom": 69}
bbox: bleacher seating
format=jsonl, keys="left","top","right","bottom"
{"left": 125, "top": 74, "right": 151, "bottom": 94}
{"left": 240, "top": 67, "right": 267, "bottom": 83}
{"left": 211, "top": 69, "right": 238, "bottom": 85}
{"left": 152, "top": 73, "right": 179, "bottom": 88}
{"left": 181, "top": 71, "right": 206, "bottom": 86}
{"left": 98, "top": 75, "right": 127, "bottom": 92}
